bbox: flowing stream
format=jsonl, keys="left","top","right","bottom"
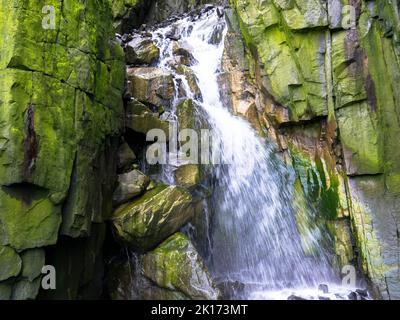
{"left": 147, "top": 7, "right": 360, "bottom": 300}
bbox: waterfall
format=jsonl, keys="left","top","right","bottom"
{"left": 148, "top": 7, "right": 353, "bottom": 299}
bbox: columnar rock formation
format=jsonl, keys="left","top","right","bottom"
{"left": 229, "top": 0, "right": 400, "bottom": 299}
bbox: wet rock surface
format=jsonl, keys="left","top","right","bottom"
{"left": 127, "top": 67, "right": 175, "bottom": 107}
{"left": 107, "top": 233, "right": 221, "bottom": 300}
{"left": 125, "top": 36, "right": 160, "bottom": 65}
{"left": 113, "top": 169, "right": 150, "bottom": 206}
{"left": 111, "top": 185, "right": 196, "bottom": 252}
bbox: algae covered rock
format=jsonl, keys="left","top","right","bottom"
{"left": 107, "top": 256, "right": 188, "bottom": 300}
{"left": 108, "top": 0, "right": 149, "bottom": 33}
{"left": 336, "top": 102, "right": 383, "bottom": 175}
{"left": 172, "top": 42, "right": 196, "bottom": 66}
{"left": 111, "top": 185, "right": 195, "bottom": 252}
{"left": 125, "top": 99, "right": 170, "bottom": 136}
{"left": 0, "top": 0, "right": 125, "bottom": 257}
{"left": 0, "top": 246, "right": 22, "bottom": 282}
{"left": 20, "top": 249, "right": 45, "bottom": 282}
{"left": 125, "top": 37, "right": 160, "bottom": 65}
{"left": 174, "top": 164, "right": 200, "bottom": 188}
{"left": 113, "top": 169, "right": 151, "bottom": 205}
{"left": 176, "top": 99, "right": 196, "bottom": 130}
{"left": 0, "top": 185, "right": 61, "bottom": 251}
{"left": 108, "top": 233, "right": 221, "bottom": 300}
{"left": 0, "top": 282, "right": 13, "bottom": 300}
{"left": 127, "top": 67, "right": 175, "bottom": 107}
{"left": 176, "top": 66, "right": 202, "bottom": 100}
{"left": 142, "top": 233, "right": 221, "bottom": 300}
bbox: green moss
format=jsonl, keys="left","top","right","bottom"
{"left": 125, "top": 99, "right": 170, "bottom": 137}
{"left": 231, "top": 0, "right": 330, "bottom": 122}
{"left": 0, "top": 185, "right": 61, "bottom": 251}
{"left": 0, "top": 246, "right": 22, "bottom": 281}
{"left": 142, "top": 232, "right": 220, "bottom": 300}
{"left": 20, "top": 249, "right": 45, "bottom": 282}
{"left": 0, "top": 281, "right": 13, "bottom": 300}
{"left": 336, "top": 101, "right": 383, "bottom": 175}
{"left": 289, "top": 145, "right": 339, "bottom": 220}
{"left": 113, "top": 184, "right": 168, "bottom": 216}
{"left": 176, "top": 99, "right": 195, "bottom": 130}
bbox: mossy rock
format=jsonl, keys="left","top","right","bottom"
{"left": 142, "top": 232, "right": 221, "bottom": 300}
{"left": 0, "top": 186, "right": 61, "bottom": 251}
{"left": 125, "top": 99, "right": 170, "bottom": 137}
{"left": 127, "top": 67, "right": 175, "bottom": 108}
{"left": 20, "top": 249, "right": 45, "bottom": 282}
{"left": 176, "top": 66, "right": 202, "bottom": 100}
{"left": 111, "top": 185, "right": 196, "bottom": 252}
{"left": 125, "top": 37, "right": 160, "bottom": 66}
{"left": 0, "top": 281, "right": 13, "bottom": 300}
{"left": 107, "top": 255, "right": 188, "bottom": 300}
{"left": 0, "top": 246, "right": 22, "bottom": 282}
{"left": 174, "top": 164, "right": 200, "bottom": 188}
{"left": 336, "top": 102, "right": 383, "bottom": 175}
{"left": 176, "top": 99, "right": 196, "bottom": 130}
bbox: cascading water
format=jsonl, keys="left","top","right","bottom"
{"left": 147, "top": 7, "right": 362, "bottom": 299}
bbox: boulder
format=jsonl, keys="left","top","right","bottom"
{"left": 0, "top": 282, "right": 12, "bottom": 300}
{"left": 318, "top": 284, "right": 329, "bottom": 294}
{"left": 125, "top": 37, "right": 160, "bottom": 65}
{"left": 117, "top": 142, "right": 136, "bottom": 172}
{"left": 0, "top": 246, "right": 22, "bottom": 282}
{"left": 113, "top": 169, "right": 151, "bottom": 205}
{"left": 111, "top": 185, "right": 195, "bottom": 251}
{"left": 107, "top": 256, "right": 189, "bottom": 300}
{"left": 172, "top": 42, "right": 196, "bottom": 66}
{"left": 176, "top": 66, "right": 202, "bottom": 100}
{"left": 125, "top": 99, "right": 170, "bottom": 137}
{"left": 127, "top": 67, "right": 175, "bottom": 107}
{"left": 142, "top": 233, "right": 221, "bottom": 300}
{"left": 176, "top": 99, "right": 196, "bottom": 130}
{"left": 11, "top": 278, "right": 41, "bottom": 300}
{"left": 174, "top": 164, "right": 200, "bottom": 188}
{"left": 20, "top": 249, "right": 45, "bottom": 282}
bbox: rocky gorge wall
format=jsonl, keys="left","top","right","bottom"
{"left": 0, "top": 0, "right": 399, "bottom": 300}
{"left": 229, "top": 0, "right": 400, "bottom": 299}
{"left": 0, "top": 0, "right": 126, "bottom": 299}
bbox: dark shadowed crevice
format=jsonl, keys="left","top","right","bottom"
{"left": 23, "top": 104, "right": 38, "bottom": 181}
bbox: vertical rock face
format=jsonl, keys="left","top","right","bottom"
{"left": 0, "top": 0, "right": 126, "bottom": 299}
{"left": 231, "top": 0, "right": 400, "bottom": 299}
